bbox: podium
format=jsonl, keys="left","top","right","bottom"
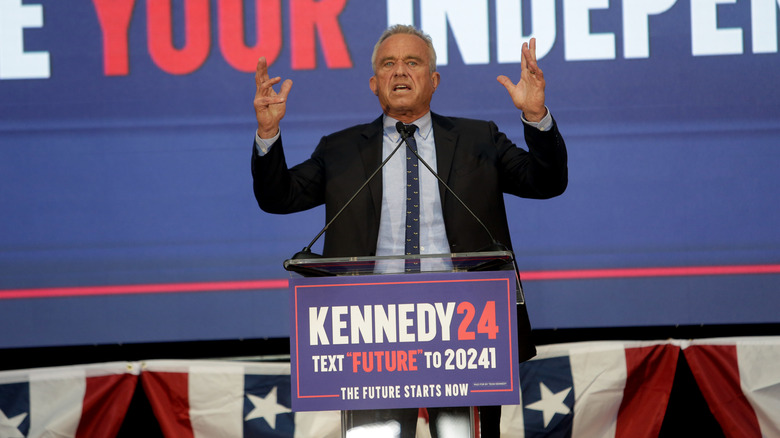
{"left": 284, "top": 251, "right": 535, "bottom": 437}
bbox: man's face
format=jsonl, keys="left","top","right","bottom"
{"left": 369, "top": 34, "right": 440, "bottom": 123}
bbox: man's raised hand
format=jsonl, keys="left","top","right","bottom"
{"left": 497, "top": 38, "right": 547, "bottom": 122}
{"left": 254, "top": 56, "right": 292, "bottom": 139}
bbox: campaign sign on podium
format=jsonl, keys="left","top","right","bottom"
{"left": 289, "top": 270, "right": 520, "bottom": 411}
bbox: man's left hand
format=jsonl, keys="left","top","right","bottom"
{"left": 497, "top": 37, "right": 547, "bottom": 122}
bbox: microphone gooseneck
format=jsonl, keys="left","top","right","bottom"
{"left": 395, "top": 122, "right": 507, "bottom": 252}
{"left": 292, "top": 131, "right": 408, "bottom": 259}
{"left": 291, "top": 121, "right": 509, "bottom": 260}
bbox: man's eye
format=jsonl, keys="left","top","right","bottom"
{"left": 408, "top": 61, "right": 417, "bottom": 67}
{"left": 384, "top": 61, "right": 394, "bottom": 68}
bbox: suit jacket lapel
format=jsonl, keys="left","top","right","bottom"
{"left": 359, "top": 116, "right": 385, "bottom": 224}
{"left": 431, "top": 113, "right": 458, "bottom": 209}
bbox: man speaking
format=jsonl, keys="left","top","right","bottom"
{"left": 252, "top": 24, "right": 567, "bottom": 437}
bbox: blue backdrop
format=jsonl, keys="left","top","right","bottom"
{"left": 2, "top": 0, "right": 779, "bottom": 349}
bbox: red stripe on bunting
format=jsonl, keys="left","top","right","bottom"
{"left": 616, "top": 344, "right": 680, "bottom": 438}
{"left": 684, "top": 345, "right": 762, "bottom": 437}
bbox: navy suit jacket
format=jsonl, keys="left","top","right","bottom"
{"left": 252, "top": 112, "right": 567, "bottom": 258}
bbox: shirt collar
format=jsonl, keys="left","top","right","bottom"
{"left": 383, "top": 112, "right": 433, "bottom": 142}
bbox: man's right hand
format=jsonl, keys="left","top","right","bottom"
{"left": 254, "top": 56, "right": 292, "bottom": 139}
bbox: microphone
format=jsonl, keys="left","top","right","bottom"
{"left": 290, "top": 132, "right": 408, "bottom": 261}
{"left": 395, "top": 122, "right": 415, "bottom": 141}
{"left": 395, "top": 122, "right": 508, "bottom": 252}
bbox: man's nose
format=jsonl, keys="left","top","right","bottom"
{"left": 392, "top": 63, "right": 408, "bottom": 76}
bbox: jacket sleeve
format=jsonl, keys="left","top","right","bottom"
{"left": 497, "top": 117, "right": 568, "bottom": 199}
{"left": 251, "top": 136, "right": 327, "bottom": 214}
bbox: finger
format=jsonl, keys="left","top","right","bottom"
{"left": 529, "top": 37, "right": 537, "bottom": 63}
{"left": 496, "top": 75, "right": 515, "bottom": 92}
{"left": 258, "top": 76, "right": 282, "bottom": 95}
{"left": 255, "top": 56, "right": 273, "bottom": 89}
{"left": 277, "top": 79, "right": 293, "bottom": 100}
{"left": 520, "top": 42, "right": 528, "bottom": 73}
{"left": 256, "top": 78, "right": 288, "bottom": 106}
{"left": 531, "top": 64, "right": 543, "bottom": 79}
{"left": 255, "top": 96, "right": 283, "bottom": 108}
{"left": 523, "top": 40, "right": 541, "bottom": 76}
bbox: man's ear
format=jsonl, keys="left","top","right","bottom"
{"left": 369, "top": 76, "right": 378, "bottom": 95}
{"left": 431, "top": 72, "right": 440, "bottom": 92}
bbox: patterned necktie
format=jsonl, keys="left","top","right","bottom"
{"left": 403, "top": 124, "right": 420, "bottom": 272}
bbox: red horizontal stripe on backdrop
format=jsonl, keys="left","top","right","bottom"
{"left": 519, "top": 264, "right": 780, "bottom": 281}
{"left": 0, "top": 279, "right": 289, "bottom": 300}
{"left": 1, "top": 264, "right": 779, "bottom": 300}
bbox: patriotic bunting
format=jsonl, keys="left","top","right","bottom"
{"left": 0, "top": 362, "right": 139, "bottom": 438}
{"left": 1, "top": 338, "right": 778, "bottom": 437}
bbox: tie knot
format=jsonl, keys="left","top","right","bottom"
{"left": 405, "top": 124, "right": 418, "bottom": 136}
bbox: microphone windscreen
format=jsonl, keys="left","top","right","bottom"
{"left": 395, "top": 121, "right": 407, "bottom": 138}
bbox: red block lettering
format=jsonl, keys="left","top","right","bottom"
{"left": 397, "top": 350, "right": 408, "bottom": 371}
{"left": 408, "top": 350, "right": 418, "bottom": 371}
{"left": 218, "top": 0, "right": 282, "bottom": 72}
{"left": 351, "top": 352, "right": 360, "bottom": 373}
{"left": 385, "top": 350, "right": 396, "bottom": 371}
{"left": 147, "top": 0, "right": 211, "bottom": 75}
{"left": 374, "top": 351, "right": 385, "bottom": 372}
{"left": 477, "top": 301, "right": 499, "bottom": 339}
{"left": 92, "top": 0, "right": 136, "bottom": 76}
{"left": 290, "top": 0, "right": 352, "bottom": 70}
{"left": 361, "top": 352, "right": 374, "bottom": 372}
{"left": 457, "top": 302, "right": 477, "bottom": 340}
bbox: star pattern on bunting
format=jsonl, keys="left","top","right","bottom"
{"left": 0, "top": 409, "right": 27, "bottom": 438}
{"left": 525, "top": 382, "right": 572, "bottom": 428}
{"left": 244, "top": 385, "right": 291, "bottom": 429}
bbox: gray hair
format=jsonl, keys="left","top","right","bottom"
{"left": 371, "top": 24, "right": 437, "bottom": 74}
